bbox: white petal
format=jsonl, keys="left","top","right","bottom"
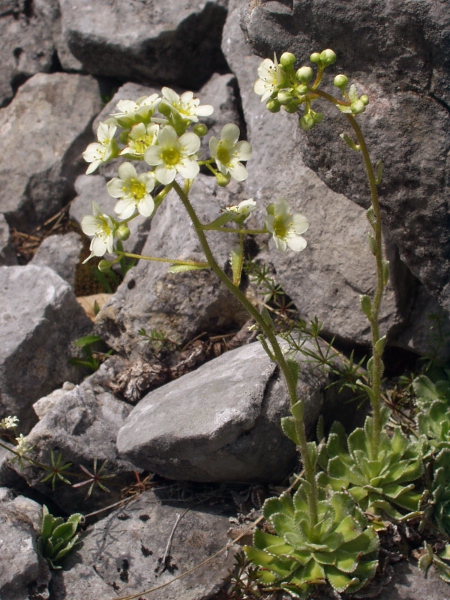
{"left": 180, "top": 132, "right": 201, "bottom": 155}
{"left": 162, "top": 87, "right": 179, "bottom": 103}
{"left": 292, "top": 213, "right": 309, "bottom": 235}
{"left": 118, "top": 161, "right": 137, "bottom": 181}
{"left": 254, "top": 79, "right": 270, "bottom": 97}
{"left": 158, "top": 125, "right": 178, "bottom": 147}
{"left": 195, "top": 104, "right": 214, "bottom": 116}
{"left": 155, "top": 164, "right": 176, "bottom": 185}
{"left": 234, "top": 141, "right": 252, "bottom": 161}
{"left": 228, "top": 162, "right": 248, "bottom": 182}
{"left": 114, "top": 198, "right": 136, "bottom": 220}
{"left": 138, "top": 195, "right": 155, "bottom": 217}
{"left": 209, "top": 137, "right": 219, "bottom": 155}
{"left": 81, "top": 215, "right": 100, "bottom": 236}
{"left": 91, "top": 235, "right": 108, "bottom": 257}
{"left": 221, "top": 123, "right": 240, "bottom": 145}
{"left": 107, "top": 178, "right": 125, "bottom": 198}
{"left": 177, "top": 158, "right": 200, "bottom": 180}
{"left": 85, "top": 161, "right": 101, "bottom": 174}
{"left": 265, "top": 214, "right": 275, "bottom": 234}
{"left": 144, "top": 146, "right": 163, "bottom": 166}
{"left": 286, "top": 234, "right": 307, "bottom": 252}
{"left": 273, "top": 235, "right": 287, "bottom": 252}
{"left": 276, "top": 198, "right": 290, "bottom": 220}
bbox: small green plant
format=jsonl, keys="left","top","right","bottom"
{"left": 418, "top": 541, "right": 450, "bottom": 583}
{"left": 69, "top": 334, "right": 114, "bottom": 372}
{"left": 138, "top": 327, "right": 179, "bottom": 353}
{"left": 317, "top": 411, "right": 424, "bottom": 521}
{"left": 245, "top": 488, "right": 378, "bottom": 597}
{"left": 38, "top": 505, "right": 83, "bottom": 569}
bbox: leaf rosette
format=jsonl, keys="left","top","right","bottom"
{"left": 38, "top": 505, "right": 83, "bottom": 569}
{"left": 244, "top": 486, "right": 378, "bottom": 598}
{"left": 317, "top": 412, "right": 424, "bottom": 520}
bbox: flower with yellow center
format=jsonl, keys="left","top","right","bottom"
{"left": 81, "top": 202, "right": 115, "bottom": 262}
{"left": 265, "top": 198, "right": 309, "bottom": 252}
{"left": 108, "top": 94, "right": 161, "bottom": 128}
{"left": 160, "top": 87, "right": 213, "bottom": 122}
{"left": 83, "top": 122, "right": 118, "bottom": 174}
{"left": 209, "top": 124, "right": 252, "bottom": 182}
{"left": 107, "top": 162, "right": 155, "bottom": 219}
{"left": 254, "top": 56, "right": 288, "bottom": 102}
{"left": 120, "top": 123, "right": 159, "bottom": 158}
{"left": 144, "top": 125, "right": 201, "bottom": 185}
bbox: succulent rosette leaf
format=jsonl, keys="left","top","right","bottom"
{"left": 318, "top": 412, "right": 424, "bottom": 520}
{"left": 38, "top": 505, "right": 83, "bottom": 569}
{"left": 245, "top": 487, "right": 378, "bottom": 597}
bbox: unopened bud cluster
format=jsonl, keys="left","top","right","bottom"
{"left": 254, "top": 48, "right": 369, "bottom": 130}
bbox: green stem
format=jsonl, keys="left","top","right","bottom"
{"left": 172, "top": 180, "right": 319, "bottom": 525}
{"left": 202, "top": 225, "right": 267, "bottom": 235}
{"left": 345, "top": 114, "right": 385, "bottom": 457}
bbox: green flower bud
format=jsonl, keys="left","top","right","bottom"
{"left": 320, "top": 49, "right": 337, "bottom": 66}
{"left": 158, "top": 102, "right": 172, "bottom": 117}
{"left": 277, "top": 90, "right": 294, "bottom": 105}
{"left": 296, "top": 66, "right": 313, "bottom": 84}
{"left": 280, "top": 52, "right": 296, "bottom": 68}
{"left": 215, "top": 172, "right": 231, "bottom": 187}
{"left": 360, "top": 94, "right": 369, "bottom": 106}
{"left": 334, "top": 74, "right": 348, "bottom": 90}
{"left": 266, "top": 98, "right": 281, "bottom": 113}
{"left": 193, "top": 123, "right": 208, "bottom": 137}
{"left": 266, "top": 203, "right": 275, "bottom": 216}
{"left": 312, "top": 111, "right": 324, "bottom": 124}
{"left": 310, "top": 52, "right": 321, "bottom": 64}
{"left": 299, "top": 113, "right": 315, "bottom": 131}
{"left": 98, "top": 259, "right": 112, "bottom": 272}
{"left": 297, "top": 84, "right": 309, "bottom": 96}
{"left": 282, "top": 102, "right": 299, "bottom": 114}
{"left": 116, "top": 224, "right": 130, "bottom": 241}
{"left": 351, "top": 99, "right": 366, "bottom": 114}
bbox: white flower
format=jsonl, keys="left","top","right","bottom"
{"left": 161, "top": 87, "right": 213, "bottom": 122}
{"left": 81, "top": 202, "right": 115, "bottom": 262}
{"left": 107, "top": 162, "right": 155, "bottom": 219}
{"left": 83, "top": 123, "right": 118, "bottom": 174}
{"left": 144, "top": 125, "right": 201, "bottom": 185}
{"left": 254, "top": 56, "right": 288, "bottom": 102}
{"left": 0, "top": 416, "right": 19, "bottom": 430}
{"left": 224, "top": 199, "right": 257, "bottom": 220}
{"left": 120, "top": 122, "right": 159, "bottom": 157}
{"left": 109, "top": 94, "right": 161, "bottom": 127}
{"left": 209, "top": 124, "right": 252, "bottom": 182}
{"left": 265, "top": 198, "right": 309, "bottom": 252}
{"left": 15, "top": 434, "right": 31, "bottom": 456}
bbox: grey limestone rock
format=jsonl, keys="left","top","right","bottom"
{"left": 241, "top": 0, "right": 450, "bottom": 315}
{"left": 50, "top": 488, "right": 237, "bottom": 600}
{"left": 0, "top": 265, "right": 92, "bottom": 430}
{"left": 0, "top": 213, "right": 17, "bottom": 265}
{"left": 0, "top": 0, "right": 55, "bottom": 107}
{"left": 0, "top": 491, "right": 50, "bottom": 600}
{"left": 58, "top": 0, "right": 229, "bottom": 89}
{"left": 117, "top": 340, "right": 327, "bottom": 483}
{"left": 95, "top": 173, "right": 249, "bottom": 356}
{"left": 13, "top": 357, "right": 138, "bottom": 514}
{"left": 0, "top": 72, "right": 102, "bottom": 230}
{"left": 31, "top": 231, "right": 83, "bottom": 288}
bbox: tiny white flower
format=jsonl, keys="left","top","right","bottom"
{"left": 15, "top": 434, "right": 31, "bottom": 455}
{"left": 254, "top": 56, "right": 288, "bottom": 102}
{"left": 120, "top": 122, "right": 159, "bottom": 157}
{"left": 209, "top": 124, "right": 252, "bottom": 182}
{"left": 81, "top": 202, "right": 115, "bottom": 262}
{"left": 83, "top": 122, "right": 118, "bottom": 174}
{"left": 144, "top": 125, "right": 201, "bottom": 185}
{"left": 224, "top": 199, "right": 257, "bottom": 220}
{"left": 109, "top": 94, "right": 161, "bottom": 127}
{"left": 107, "top": 162, "right": 155, "bottom": 219}
{"left": 265, "top": 198, "right": 309, "bottom": 252}
{"left": 0, "top": 416, "right": 19, "bottom": 430}
{"left": 161, "top": 87, "right": 213, "bottom": 122}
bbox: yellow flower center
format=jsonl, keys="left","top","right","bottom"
{"left": 273, "top": 216, "right": 291, "bottom": 240}
{"left": 130, "top": 134, "right": 155, "bottom": 155}
{"left": 162, "top": 147, "right": 181, "bottom": 166}
{"left": 126, "top": 179, "right": 146, "bottom": 200}
{"left": 217, "top": 146, "right": 230, "bottom": 165}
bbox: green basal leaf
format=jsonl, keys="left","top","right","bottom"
{"left": 53, "top": 535, "right": 79, "bottom": 562}
{"left": 52, "top": 522, "right": 77, "bottom": 543}
{"left": 326, "top": 566, "right": 357, "bottom": 592}
{"left": 74, "top": 334, "right": 103, "bottom": 347}
{"left": 167, "top": 264, "right": 208, "bottom": 273}
{"left": 334, "top": 550, "right": 359, "bottom": 573}
{"left": 291, "top": 400, "right": 304, "bottom": 423}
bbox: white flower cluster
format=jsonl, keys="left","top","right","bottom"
{"left": 81, "top": 87, "right": 253, "bottom": 261}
